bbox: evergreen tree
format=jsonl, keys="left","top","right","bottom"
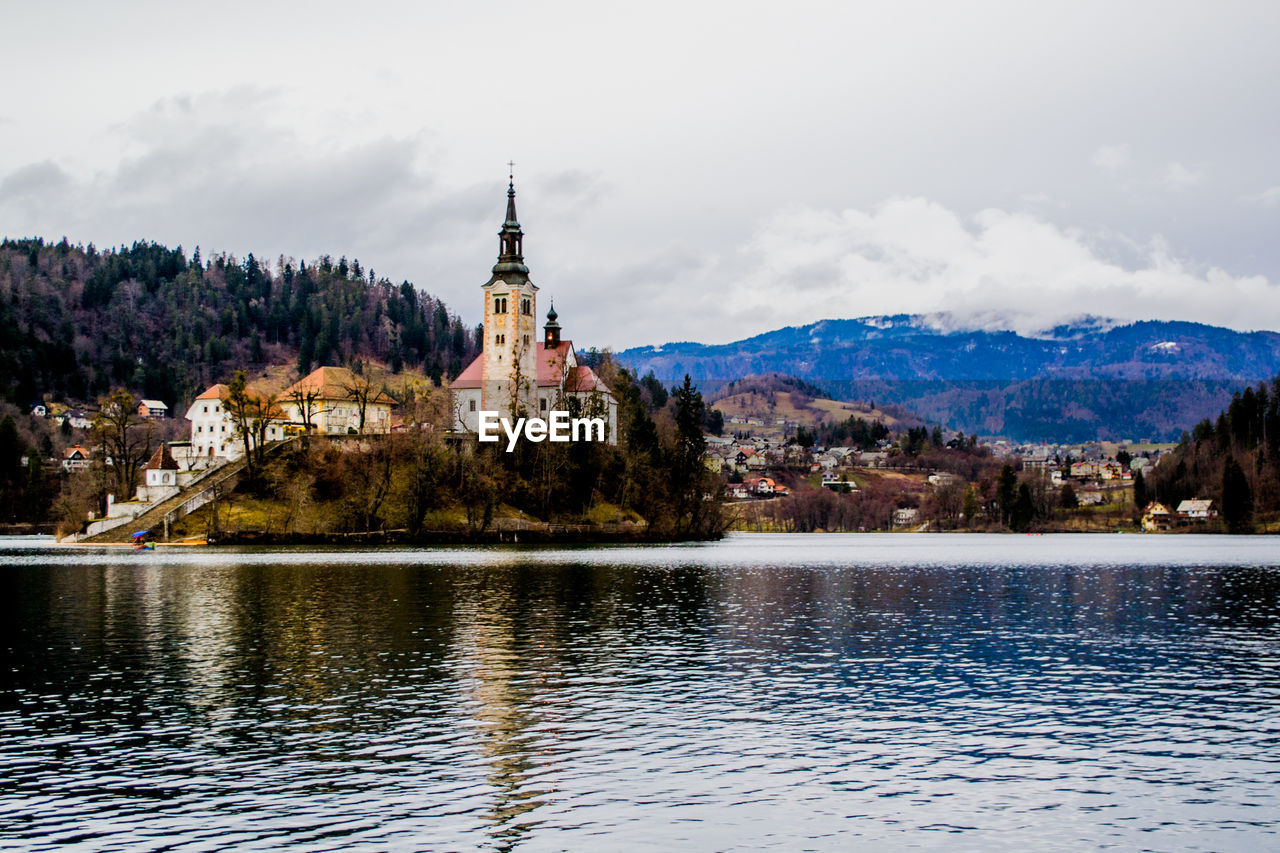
{"left": 962, "top": 485, "right": 979, "bottom": 528}
{"left": 1132, "top": 469, "right": 1148, "bottom": 509}
{"left": 997, "top": 464, "right": 1017, "bottom": 526}
{"left": 669, "top": 375, "right": 714, "bottom": 534}
{"left": 1011, "top": 483, "right": 1036, "bottom": 532}
{"left": 1221, "top": 455, "right": 1254, "bottom": 534}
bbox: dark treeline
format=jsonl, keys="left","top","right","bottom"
{"left": 1147, "top": 377, "right": 1280, "bottom": 532}
{"left": 0, "top": 237, "right": 481, "bottom": 408}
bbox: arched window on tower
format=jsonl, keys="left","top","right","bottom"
{"left": 521, "top": 297, "right": 531, "bottom": 316}
{"left": 494, "top": 296, "right": 508, "bottom": 314}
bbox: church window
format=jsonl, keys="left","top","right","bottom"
{"left": 523, "top": 334, "right": 530, "bottom": 348}
{"left": 540, "top": 398, "right": 547, "bottom": 411}
{"left": 521, "top": 297, "right": 531, "bottom": 316}
{"left": 494, "top": 295, "right": 508, "bottom": 314}
{"left": 469, "top": 400, "right": 476, "bottom": 412}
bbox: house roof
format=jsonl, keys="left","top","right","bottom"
{"left": 281, "top": 366, "right": 395, "bottom": 405}
{"left": 139, "top": 399, "right": 168, "bottom": 410}
{"left": 192, "top": 382, "right": 287, "bottom": 418}
{"left": 451, "top": 341, "right": 591, "bottom": 391}
{"left": 63, "top": 445, "right": 87, "bottom": 459}
{"left": 143, "top": 444, "right": 178, "bottom": 471}
{"left": 196, "top": 384, "right": 231, "bottom": 401}
{"left": 1177, "top": 499, "right": 1214, "bottom": 513}
{"left": 565, "top": 364, "right": 611, "bottom": 395}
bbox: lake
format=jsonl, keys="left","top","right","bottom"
{"left": 3, "top": 533, "right": 1279, "bottom": 851}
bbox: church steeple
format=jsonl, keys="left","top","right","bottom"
{"left": 544, "top": 301, "right": 561, "bottom": 348}
{"left": 491, "top": 166, "right": 530, "bottom": 283}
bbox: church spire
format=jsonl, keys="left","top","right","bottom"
{"left": 491, "top": 164, "right": 530, "bottom": 282}
{"left": 504, "top": 175, "right": 519, "bottom": 227}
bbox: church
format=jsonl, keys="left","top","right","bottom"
{"left": 450, "top": 178, "right": 618, "bottom": 443}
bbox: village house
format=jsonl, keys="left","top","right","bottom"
{"left": 185, "top": 383, "right": 288, "bottom": 462}
{"left": 449, "top": 179, "right": 618, "bottom": 441}
{"left": 1142, "top": 502, "right": 1173, "bottom": 531}
{"left": 893, "top": 507, "right": 920, "bottom": 527}
{"left": 822, "top": 472, "right": 858, "bottom": 493}
{"left": 57, "top": 409, "right": 93, "bottom": 430}
{"left": 137, "top": 399, "right": 169, "bottom": 419}
{"left": 858, "top": 450, "right": 890, "bottom": 468}
{"left": 278, "top": 366, "right": 394, "bottom": 435}
{"left": 1176, "top": 499, "right": 1218, "bottom": 521}
{"left": 744, "top": 476, "right": 776, "bottom": 496}
{"left": 61, "top": 444, "right": 90, "bottom": 472}
{"left": 1070, "top": 460, "right": 1098, "bottom": 479}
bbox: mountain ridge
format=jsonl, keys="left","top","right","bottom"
{"left": 617, "top": 314, "right": 1280, "bottom": 441}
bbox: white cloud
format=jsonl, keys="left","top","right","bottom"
{"left": 1091, "top": 143, "right": 1130, "bottom": 173}
{"left": 1161, "top": 161, "right": 1205, "bottom": 191}
{"left": 1249, "top": 186, "right": 1280, "bottom": 207}
{"left": 598, "top": 197, "right": 1279, "bottom": 347}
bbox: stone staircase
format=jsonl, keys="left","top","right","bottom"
{"left": 79, "top": 438, "right": 299, "bottom": 544}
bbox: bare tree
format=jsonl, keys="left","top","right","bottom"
{"left": 226, "top": 371, "right": 280, "bottom": 477}
{"left": 343, "top": 367, "right": 393, "bottom": 434}
{"left": 284, "top": 385, "right": 323, "bottom": 434}
{"left": 92, "top": 388, "right": 154, "bottom": 501}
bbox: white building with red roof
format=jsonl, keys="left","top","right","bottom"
{"left": 450, "top": 178, "right": 617, "bottom": 443}
{"left": 184, "top": 382, "right": 288, "bottom": 462}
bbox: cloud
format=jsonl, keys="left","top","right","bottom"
{"left": 1160, "top": 161, "right": 1205, "bottom": 191}
{"left": 594, "top": 196, "right": 1279, "bottom": 347}
{"left": 0, "top": 89, "right": 498, "bottom": 314}
{"left": 0, "top": 161, "right": 70, "bottom": 198}
{"left": 1091, "top": 143, "right": 1130, "bottom": 173}
{"left": 1249, "top": 186, "right": 1280, "bottom": 207}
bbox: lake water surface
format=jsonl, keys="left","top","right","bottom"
{"left": 3, "top": 533, "right": 1280, "bottom": 851}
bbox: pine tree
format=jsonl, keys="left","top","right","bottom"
{"left": 1132, "top": 469, "right": 1148, "bottom": 509}
{"left": 1221, "top": 455, "right": 1254, "bottom": 534}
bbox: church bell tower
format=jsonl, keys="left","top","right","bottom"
{"left": 480, "top": 170, "right": 539, "bottom": 417}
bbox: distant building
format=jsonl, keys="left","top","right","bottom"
{"left": 137, "top": 399, "right": 169, "bottom": 419}
{"left": 1142, "top": 502, "right": 1172, "bottom": 531}
{"left": 62, "top": 444, "right": 90, "bottom": 472}
{"left": 58, "top": 410, "right": 93, "bottom": 430}
{"left": 1176, "top": 499, "right": 1217, "bottom": 520}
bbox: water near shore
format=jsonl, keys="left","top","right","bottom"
{"left": 3, "top": 534, "right": 1279, "bottom": 850}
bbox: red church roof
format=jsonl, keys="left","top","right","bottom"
{"left": 451, "top": 341, "right": 578, "bottom": 390}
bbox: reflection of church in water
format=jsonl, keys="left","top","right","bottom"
{"left": 450, "top": 178, "right": 618, "bottom": 441}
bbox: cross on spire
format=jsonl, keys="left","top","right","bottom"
{"left": 507, "top": 160, "right": 515, "bottom": 184}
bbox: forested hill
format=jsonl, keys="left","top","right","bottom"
{"left": 617, "top": 316, "right": 1280, "bottom": 441}
{"left": 0, "top": 237, "right": 480, "bottom": 408}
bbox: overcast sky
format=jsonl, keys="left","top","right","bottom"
{"left": 2, "top": 1, "right": 1279, "bottom": 348}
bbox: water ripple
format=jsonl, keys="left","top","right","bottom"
{"left": 1, "top": 534, "right": 1279, "bottom": 850}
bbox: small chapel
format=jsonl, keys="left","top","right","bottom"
{"left": 449, "top": 177, "right": 618, "bottom": 442}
